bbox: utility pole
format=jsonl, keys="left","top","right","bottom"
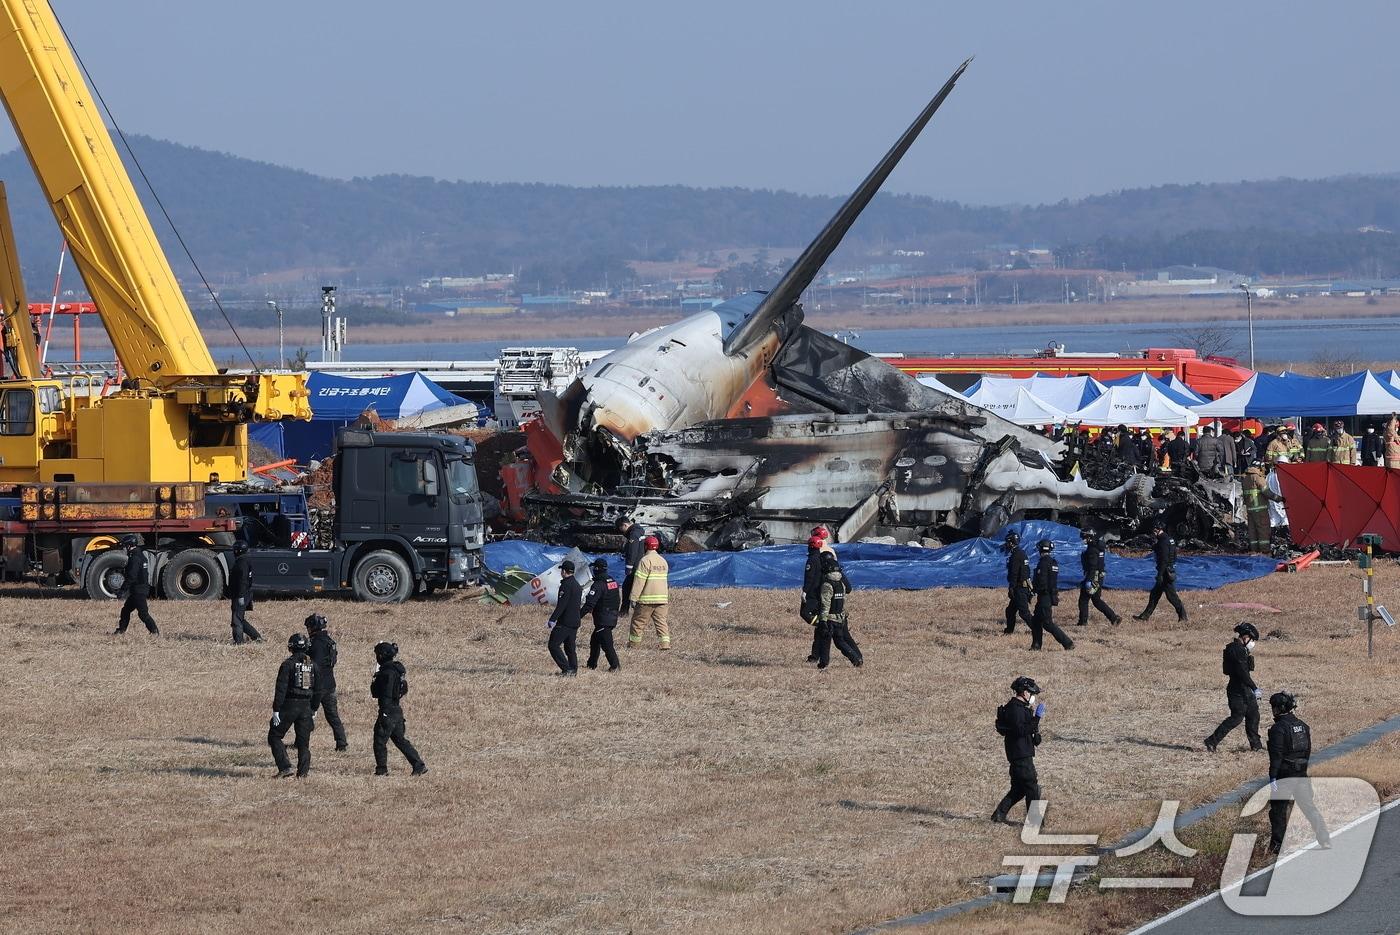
{"left": 1236, "top": 283, "right": 1255, "bottom": 369}
{"left": 266, "top": 300, "right": 284, "bottom": 370}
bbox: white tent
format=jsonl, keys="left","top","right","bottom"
{"left": 1067, "top": 384, "right": 1200, "bottom": 428}
{"left": 947, "top": 382, "right": 1069, "bottom": 426}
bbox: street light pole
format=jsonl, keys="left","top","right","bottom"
{"left": 266, "top": 300, "right": 284, "bottom": 370}
{"left": 1236, "top": 283, "right": 1255, "bottom": 370}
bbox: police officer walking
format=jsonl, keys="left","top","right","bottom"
{"left": 268, "top": 632, "right": 321, "bottom": 778}
{"left": 113, "top": 535, "right": 158, "bottom": 636}
{"left": 1266, "top": 691, "right": 1331, "bottom": 853}
{"left": 582, "top": 557, "right": 621, "bottom": 671}
{"left": 305, "top": 614, "right": 348, "bottom": 751}
{"left": 228, "top": 541, "right": 262, "bottom": 644}
{"left": 617, "top": 516, "right": 645, "bottom": 614}
{"left": 1204, "top": 622, "right": 1265, "bottom": 752}
{"left": 1076, "top": 528, "right": 1121, "bottom": 626}
{"left": 548, "top": 559, "right": 582, "bottom": 675}
{"left": 1031, "top": 540, "right": 1074, "bottom": 651}
{"left": 1134, "top": 519, "right": 1188, "bottom": 623}
{"left": 992, "top": 676, "right": 1046, "bottom": 825}
{"left": 1003, "top": 531, "right": 1035, "bottom": 634}
{"left": 371, "top": 641, "right": 427, "bottom": 776}
{"left": 814, "top": 551, "right": 862, "bottom": 668}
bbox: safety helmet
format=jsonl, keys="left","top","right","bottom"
{"left": 304, "top": 613, "right": 328, "bottom": 633}
{"left": 1037, "top": 539, "right": 1054, "bottom": 553}
{"left": 644, "top": 535, "right": 660, "bottom": 550}
{"left": 811, "top": 525, "right": 829, "bottom": 539}
{"left": 121, "top": 534, "right": 141, "bottom": 548}
{"left": 807, "top": 535, "right": 825, "bottom": 549}
{"left": 1004, "top": 531, "right": 1020, "bottom": 546}
{"left": 819, "top": 550, "right": 839, "bottom": 572}
{"left": 1233, "top": 622, "right": 1260, "bottom": 641}
{"left": 232, "top": 540, "right": 249, "bottom": 555}
{"left": 374, "top": 641, "right": 398, "bottom": 663}
{"left": 560, "top": 560, "right": 575, "bottom": 574}
{"left": 1010, "top": 676, "right": 1041, "bottom": 696}
{"left": 287, "top": 632, "right": 310, "bottom": 654}
{"left": 1311, "top": 422, "right": 1324, "bottom": 432}
{"left": 590, "top": 557, "right": 609, "bottom": 572}
{"left": 1270, "top": 691, "right": 1297, "bottom": 712}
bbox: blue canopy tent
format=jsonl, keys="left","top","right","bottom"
{"left": 1103, "top": 372, "right": 1207, "bottom": 408}
{"left": 283, "top": 372, "right": 466, "bottom": 464}
{"left": 1193, "top": 371, "right": 1400, "bottom": 419}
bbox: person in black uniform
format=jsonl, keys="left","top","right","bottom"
{"left": 1134, "top": 520, "right": 1188, "bottom": 622}
{"left": 582, "top": 557, "right": 621, "bottom": 671}
{"left": 801, "top": 534, "right": 826, "bottom": 662}
{"left": 1031, "top": 540, "right": 1074, "bottom": 651}
{"left": 992, "top": 675, "right": 1046, "bottom": 824}
{"left": 1266, "top": 691, "right": 1330, "bottom": 853}
{"left": 1204, "top": 622, "right": 1265, "bottom": 752}
{"left": 1115, "top": 424, "right": 1140, "bottom": 471}
{"left": 268, "top": 632, "right": 322, "bottom": 778}
{"left": 1003, "top": 531, "right": 1035, "bottom": 634}
{"left": 371, "top": 641, "right": 427, "bottom": 776}
{"left": 814, "top": 551, "right": 862, "bottom": 668}
{"left": 305, "top": 614, "right": 348, "bottom": 751}
{"left": 227, "top": 541, "right": 262, "bottom": 644}
{"left": 1076, "top": 528, "right": 1121, "bottom": 626}
{"left": 114, "top": 535, "right": 158, "bottom": 635}
{"left": 548, "top": 560, "right": 582, "bottom": 675}
{"left": 1361, "top": 423, "right": 1384, "bottom": 467}
{"left": 617, "top": 517, "right": 646, "bottom": 614}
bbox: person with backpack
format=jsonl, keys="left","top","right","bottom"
{"left": 814, "top": 551, "right": 862, "bottom": 668}
{"left": 992, "top": 676, "right": 1046, "bottom": 825}
{"left": 268, "top": 632, "right": 322, "bottom": 778}
{"left": 371, "top": 641, "right": 427, "bottom": 776}
{"left": 1204, "top": 622, "right": 1265, "bottom": 753}
{"left": 228, "top": 541, "right": 261, "bottom": 644}
{"left": 305, "top": 614, "right": 348, "bottom": 751}
{"left": 582, "top": 557, "right": 622, "bottom": 671}
{"left": 1265, "top": 691, "right": 1330, "bottom": 854}
{"left": 113, "top": 535, "right": 158, "bottom": 636}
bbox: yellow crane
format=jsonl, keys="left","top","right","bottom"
{"left": 0, "top": 0, "right": 309, "bottom": 485}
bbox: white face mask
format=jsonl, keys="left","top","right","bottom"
{"left": 1026, "top": 693, "right": 1037, "bottom": 707}
{"left": 1246, "top": 639, "right": 1257, "bottom": 652}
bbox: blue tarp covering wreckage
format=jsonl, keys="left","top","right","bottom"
{"left": 483, "top": 521, "right": 1278, "bottom": 592}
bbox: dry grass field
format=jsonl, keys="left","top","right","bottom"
{"left": 4, "top": 563, "right": 1400, "bottom": 934}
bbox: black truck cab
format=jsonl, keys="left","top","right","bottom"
{"left": 247, "top": 428, "right": 484, "bottom": 602}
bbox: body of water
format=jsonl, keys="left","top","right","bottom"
{"left": 209, "top": 315, "right": 1400, "bottom": 368}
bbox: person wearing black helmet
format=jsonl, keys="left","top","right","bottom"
{"left": 1134, "top": 519, "right": 1187, "bottom": 623}
{"left": 617, "top": 516, "right": 645, "bottom": 614}
{"left": 227, "top": 541, "right": 261, "bottom": 644}
{"left": 992, "top": 676, "right": 1046, "bottom": 824}
{"left": 113, "top": 535, "right": 158, "bottom": 636}
{"left": 371, "top": 641, "right": 426, "bottom": 776}
{"left": 1003, "top": 531, "right": 1035, "bottom": 635}
{"left": 1265, "top": 691, "right": 1330, "bottom": 853}
{"left": 1204, "top": 622, "right": 1265, "bottom": 753}
{"left": 1076, "top": 528, "right": 1121, "bottom": 627}
{"left": 305, "top": 614, "right": 348, "bottom": 750}
{"left": 1031, "top": 540, "right": 1074, "bottom": 651}
{"left": 814, "top": 550, "right": 862, "bottom": 668}
{"left": 268, "top": 632, "right": 322, "bottom": 778}
{"left": 547, "top": 559, "right": 583, "bottom": 675}
{"left": 582, "top": 557, "right": 622, "bottom": 671}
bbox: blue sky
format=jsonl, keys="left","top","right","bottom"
{"left": 20, "top": 0, "right": 1400, "bottom": 204}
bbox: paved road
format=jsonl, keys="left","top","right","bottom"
{"left": 1136, "top": 803, "right": 1400, "bottom": 935}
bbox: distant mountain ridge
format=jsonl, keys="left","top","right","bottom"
{"left": 1, "top": 135, "right": 1398, "bottom": 290}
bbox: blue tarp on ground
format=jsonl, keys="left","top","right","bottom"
{"left": 483, "top": 521, "right": 1277, "bottom": 591}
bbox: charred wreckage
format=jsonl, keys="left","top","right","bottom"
{"left": 504, "top": 60, "right": 1239, "bottom": 552}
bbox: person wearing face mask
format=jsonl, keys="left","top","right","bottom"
{"left": 992, "top": 676, "right": 1046, "bottom": 825}
{"left": 1361, "top": 423, "right": 1384, "bottom": 467}
{"left": 1204, "top": 622, "right": 1264, "bottom": 753}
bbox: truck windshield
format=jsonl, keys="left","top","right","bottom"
{"left": 447, "top": 458, "right": 478, "bottom": 498}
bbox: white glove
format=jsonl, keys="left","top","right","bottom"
{"left": 1253, "top": 688, "right": 1263, "bottom": 699}
{"left": 271, "top": 712, "right": 281, "bottom": 727}
{"left": 310, "top": 710, "right": 316, "bottom": 724}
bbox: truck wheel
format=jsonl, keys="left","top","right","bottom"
{"left": 352, "top": 550, "right": 414, "bottom": 603}
{"left": 160, "top": 549, "right": 224, "bottom": 600}
{"left": 84, "top": 551, "right": 127, "bottom": 600}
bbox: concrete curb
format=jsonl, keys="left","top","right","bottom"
{"left": 850, "top": 712, "right": 1400, "bottom": 933}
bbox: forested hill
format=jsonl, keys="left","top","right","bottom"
{"left": 0, "top": 135, "right": 1398, "bottom": 289}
